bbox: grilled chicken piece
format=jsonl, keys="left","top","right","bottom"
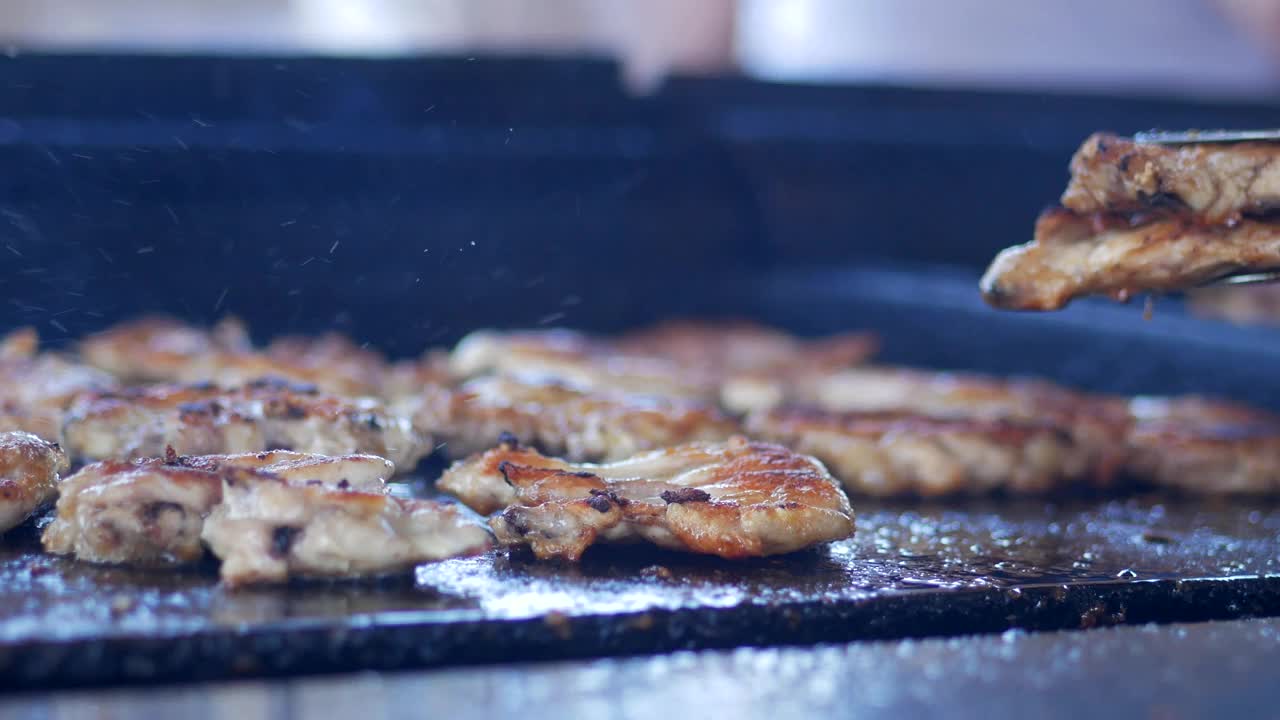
{"left": 439, "top": 436, "right": 854, "bottom": 561}
{"left": 203, "top": 473, "right": 490, "bottom": 587}
{"left": 1062, "top": 133, "right": 1280, "bottom": 225}
{"left": 263, "top": 332, "right": 387, "bottom": 390}
{"left": 179, "top": 449, "right": 393, "bottom": 490}
{"left": 80, "top": 315, "right": 252, "bottom": 383}
{"left": 81, "top": 316, "right": 386, "bottom": 395}
{"left": 727, "top": 365, "right": 1127, "bottom": 434}
{"left": 1125, "top": 396, "right": 1280, "bottom": 494}
{"left": 63, "top": 384, "right": 263, "bottom": 462}
{"left": 451, "top": 329, "right": 713, "bottom": 400}
{"left": 195, "top": 331, "right": 387, "bottom": 397}
{"left": 616, "top": 321, "right": 878, "bottom": 412}
{"left": 0, "top": 432, "right": 68, "bottom": 533}
{"left": 980, "top": 208, "right": 1280, "bottom": 311}
{"left": 186, "top": 352, "right": 383, "bottom": 398}
{"left": 408, "top": 375, "right": 738, "bottom": 461}
{"left": 62, "top": 379, "right": 424, "bottom": 470}
{"left": 450, "top": 323, "right": 877, "bottom": 403}
{"left": 43, "top": 457, "right": 223, "bottom": 566}
{"left": 801, "top": 366, "right": 1124, "bottom": 423}
{"left": 744, "top": 408, "right": 1107, "bottom": 496}
{"left": 381, "top": 351, "right": 454, "bottom": 403}
{"left": 614, "top": 319, "right": 878, "bottom": 379}
{"left": 1188, "top": 283, "right": 1280, "bottom": 326}
{"left": 733, "top": 365, "right": 1130, "bottom": 493}
{"left": 43, "top": 450, "right": 394, "bottom": 566}
{"left": 0, "top": 328, "right": 119, "bottom": 440}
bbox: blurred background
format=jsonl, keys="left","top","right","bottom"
{"left": 4, "top": 0, "right": 1280, "bottom": 361}
{"left": 2, "top": 0, "right": 1280, "bottom": 96}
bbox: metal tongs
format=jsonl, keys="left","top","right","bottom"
{"left": 1133, "top": 129, "right": 1280, "bottom": 288}
{"left": 1133, "top": 129, "right": 1280, "bottom": 145}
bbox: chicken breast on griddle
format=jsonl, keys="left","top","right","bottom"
{"left": 202, "top": 472, "right": 490, "bottom": 587}
{"left": 1062, "top": 132, "right": 1280, "bottom": 224}
{"left": 744, "top": 408, "right": 1107, "bottom": 496}
{"left": 439, "top": 436, "right": 854, "bottom": 561}
{"left": 407, "top": 374, "right": 738, "bottom": 461}
{"left": 179, "top": 448, "right": 393, "bottom": 491}
{"left": 62, "top": 378, "right": 425, "bottom": 470}
{"left": 261, "top": 332, "right": 388, "bottom": 394}
{"left": 191, "top": 332, "right": 387, "bottom": 397}
{"left": 733, "top": 365, "right": 1130, "bottom": 494}
{"left": 1125, "top": 396, "right": 1280, "bottom": 494}
{"left": 0, "top": 327, "right": 118, "bottom": 440}
{"left": 42, "top": 450, "right": 393, "bottom": 566}
{"left": 80, "top": 316, "right": 386, "bottom": 396}
{"left": 797, "top": 366, "right": 1123, "bottom": 424}
{"left": 450, "top": 323, "right": 877, "bottom": 404}
{"left": 615, "top": 319, "right": 878, "bottom": 379}
{"left": 43, "top": 456, "right": 223, "bottom": 566}
{"left": 727, "top": 364, "right": 1126, "bottom": 439}
{"left": 79, "top": 315, "right": 252, "bottom": 383}
{"left": 451, "top": 328, "right": 714, "bottom": 400}
{"left": 380, "top": 350, "right": 453, "bottom": 403}
{"left": 1188, "top": 283, "right": 1280, "bottom": 326}
{"left": 981, "top": 208, "right": 1280, "bottom": 311}
{"left": 0, "top": 432, "right": 68, "bottom": 533}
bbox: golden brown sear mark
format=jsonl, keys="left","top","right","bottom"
{"left": 439, "top": 436, "right": 854, "bottom": 561}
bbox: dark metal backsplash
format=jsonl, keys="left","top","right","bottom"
{"left": 0, "top": 53, "right": 1277, "bottom": 351}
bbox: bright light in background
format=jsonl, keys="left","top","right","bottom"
{"left": 0, "top": 0, "right": 1277, "bottom": 97}
{"left": 736, "top": 0, "right": 1280, "bottom": 97}
{"left": 0, "top": 0, "right": 733, "bottom": 90}
{"left": 754, "top": 0, "right": 816, "bottom": 53}
{"left": 291, "top": 0, "right": 419, "bottom": 52}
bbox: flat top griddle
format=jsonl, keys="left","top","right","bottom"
{"left": 4, "top": 487, "right": 1278, "bottom": 691}
{"left": 0, "top": 269, "right": 1274, "bottom": 691}
{"left": 4, "top": 268, "right": 1280, "bottom": 692}
{"left": 5, "top": 55, "right": 1280, "bottom": 699}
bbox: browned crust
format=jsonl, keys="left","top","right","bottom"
{"left": 751, "top": 407, "right": 1069, "bottom": 443}
{"left": 79, "top": 315, "right": 252, "bottom": 382}
{"left": 79, "top": 316, "right": 387, "bottom": 396}
{"left": 1062, "top": 132, "right": 1280, "bottom": 224}
{"left": 62, "top": 380, "right": 420, "bottom": 468}
{"left": 1125, "top": 396, "right": 1280, "bottom": 494}
{"left": 0, "top": 431, "right": 68, "bottom": 532}
{"left": 447, "top": 437, "right": 855, "bottom": 561}
{"left": 980, "top": 208, "right": 1280, "bottom": 311}
{"left": 613, "top": 320, "right": 879, "bottom": 377}
{"left": 744, "top": 406, "right": 1114, "bottom": 497}
{"left": 0, "top": 328, "right": 119, "bottom": 439}
{"left": 414, "top": 375, "right": 739, "bottom": 462}
{"left": 450, "top": 323, "right": 878, "bottom": 404}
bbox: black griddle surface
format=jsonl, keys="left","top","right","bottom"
{"left": 3, "top": 491, "right": 1279, "bottom": 690}
{"left": 6, "top": 267, "right": 1280, "bottom": 691}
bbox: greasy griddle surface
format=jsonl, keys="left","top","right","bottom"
{"left": 3, "top": 486, "right": 1279, "bottom": 689}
